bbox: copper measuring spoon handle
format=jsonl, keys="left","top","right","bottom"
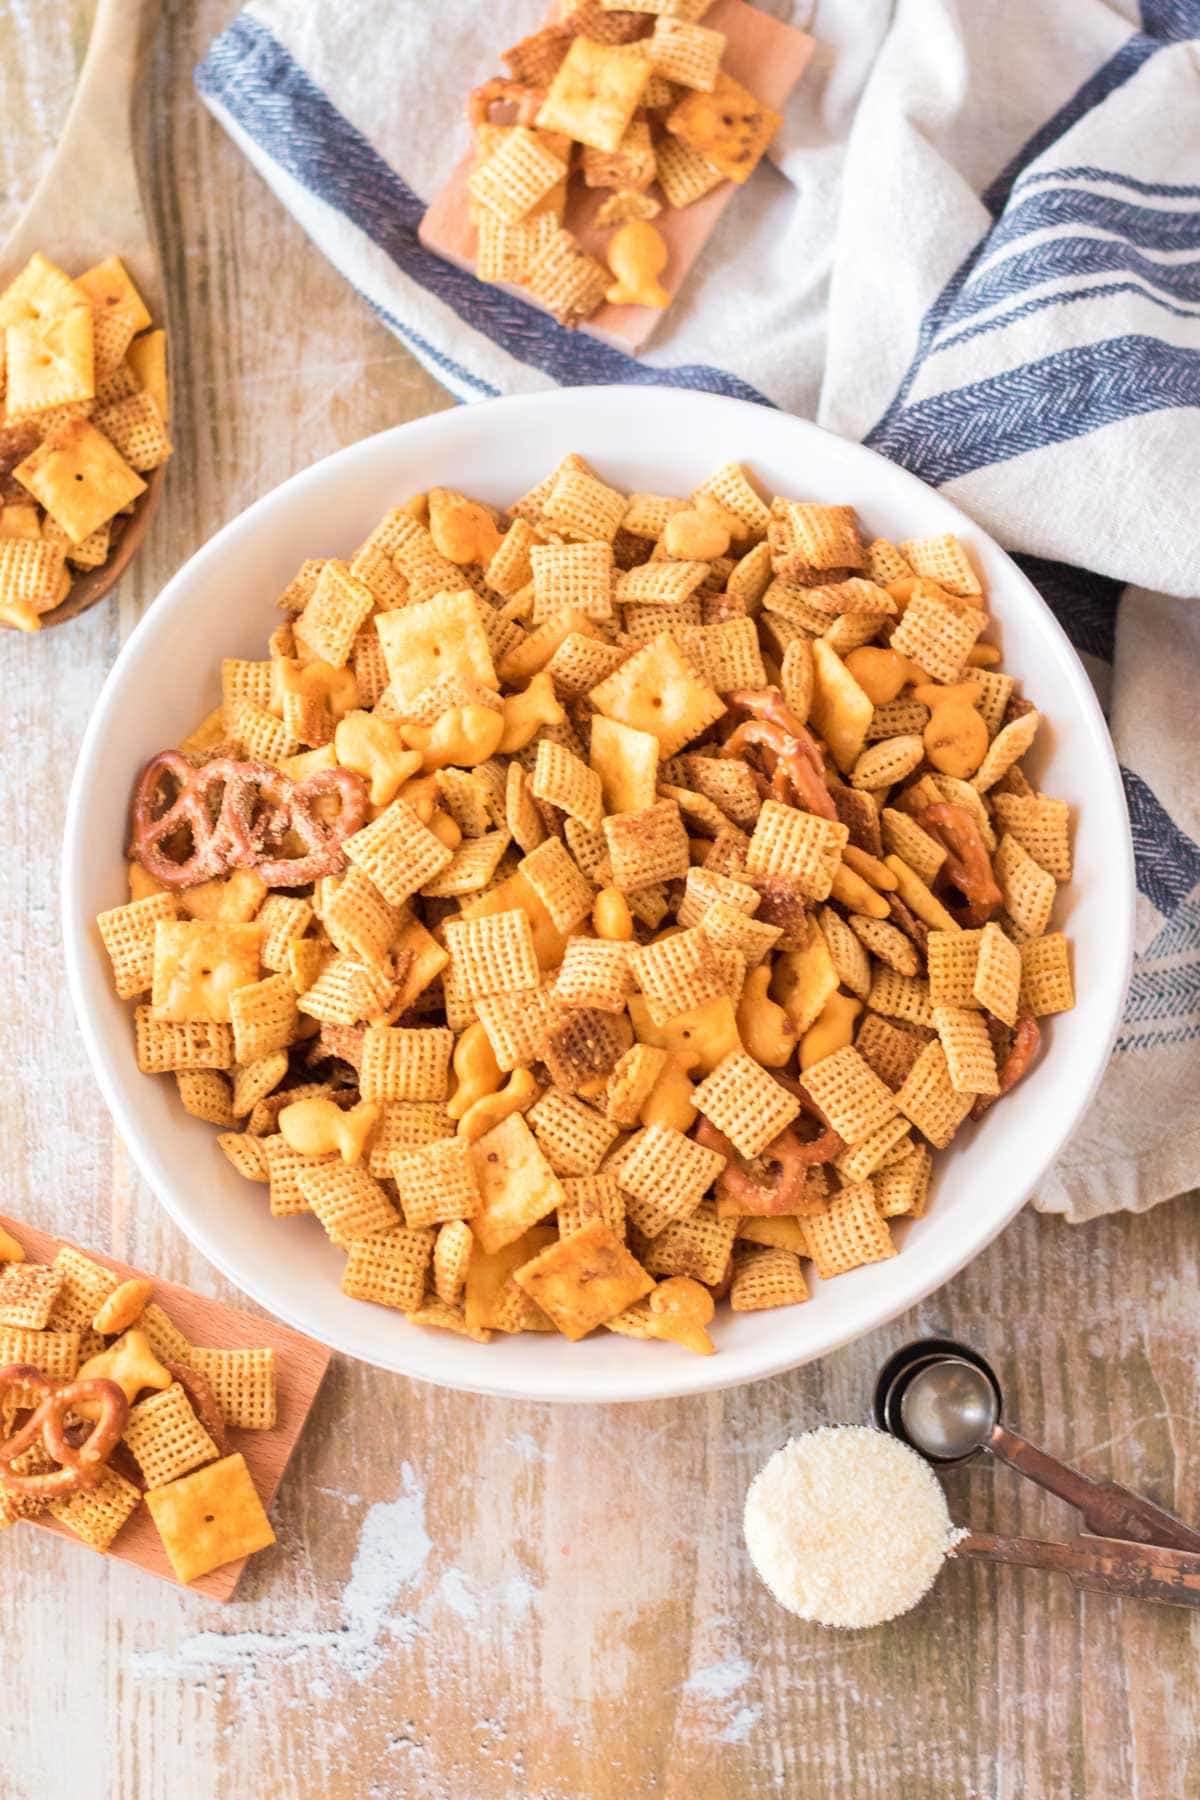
{"left": 954, "top": 1530, "right": 1200, "bottom": 1609}
{"left": 987, "top": 1423, "right": 1200, "bottom": 1554}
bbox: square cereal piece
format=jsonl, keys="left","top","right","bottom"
{"left": 257, "top": 894, "right": 314, "bottom": 973}
{"left": 123, "top": 1382, "right": 220, "bottom": 1488}
{"left": 666, "top": 69, "right": 781, "bottom": 183}
{"left": 360, "top": 1025, "right": 453, "bottom": 1101}
{"left": 973, "top": 919, "right": 1021, "bottom": 1026}
{"left": 145, "top": 1452, "right": 276, "bottom": 1583}
{"left": 0, "top": 1327, "right": 80, "bottom": 1405}
{"left": 519, "top": 837, "right": 595, "bottom": 933}
{"left": 542, "top": 1006, "right": 630, "bottom": 1092}
{"left": 611, "top": 1122, "right": 725, "bottom": 1223}
{"left": 589, "top": 714, "right": 659, "bottom": 816}
{"left": 530, "top": 540, "right": 613, "bottom": 623}
{"left": 801, "top": 1181, "right": 896, "bottom": 1281}
{"left": 745, "top": 799, "right": 849, "bottom": 900}
{"left": 545, "top": 633, "right": 628, "bottom": 700}
{"left": 995, "top": 833, "right": 1056, "bottom": 939}
{"left": 528, "top": 1089, "right": 619, "bottom": 1175}
{"left": 639, "top": 1201, "right": 736, "bottom": 1284}
{"left": 513, "top": 1219, "right": 652, "bottom": 1341}
{"left": 604, "top": 1041, "right": 668, "bottom": 1127}
{"left": 834, "top": 1113, "right": 913, "bottom": 1183}
{"left": 487, "top": 517, "right": 541, "bottom": 597}
{"left": 262, "top": 1135, "right": 329, "bottom": 1216}
{"left": 420, "top": 830, "right": 513, "bottom": 900}
{"left": 899, "top": 533, "right": 982, "bottom": 597}
{"left": 344, "top": 797, "right": 453, "bottom": 907}
{"left": 135, "top": 1303, "right": 193, "bottom": 1367}
{"left": 589, "top": 632, "right": 724, "bottom": 759}
{"left": 654, "top": 134, "right": 724, "bottom": 208}
{"left": 151, "top": 920, "right": 261, "bottom": 1024}
{"left": 96, "top": 891, "right": 177, "bottom": 999}
{"left": 530, "top": 739, "right": 604, "bottom": 830}
{"left": 615, "top": 560, "right": 709, "bottom": 606}
{"left": 581, "top": 118, "right": 657, "bottom": 192}
{"left": 866, "top": 967, "right": 934, "bottom": 1030}
{"left": 992, "top": 792, "right": 1071, "bottom": 883}
{"left": 15, "top": 417, "right": 145, "bottom": 544}
{"left": 854, "top": 1013, "right": 927, "bottom": 1092}
{"left": 535, "top": 37, "right": 651, "bottom": 154}
{"left": 927, "top": 928, "right": 983, "bottom": 1008}
{"left": 218, "top": 1131, "right": 270, "bottom": 1183}
{"left": 228, "top": 974, "right": 298, "bottom": 1063}
{"left": 342, "top": 1228, "right": 435, "bottom": 1313}
{"left": 676, "top": 619, "right": 766, "bottom": 695}
{"left": 135, "top": 1008, "right": 235, "bottom": 1073}
{"left": 0, "top": 1262, "right": 62, "bottom": 1330}
{"left": 503, "top": 22, "right": 572, "bottom": 88}
{"left": 801, "top": 1045, "right": 898, "bottom": 1145}
{"left": 92, "top": 388, "right": 171, "bottom": 472}
{"left": 188, "top": 1347, "right": 278, "bottom": 1431}
{"left": 4, "top": 302, "right": 93, "bottom": 418}
{"left": 692, "top": 1049, "right": 801, "bottom": 1159}
{"left": 467, "top": 127, "right": 568, "bottom": 224}
{"left": 730, "top": 1245, "right": 809, "bottom": 1312}
{"left": 406, "top": 1297, "right": 491, "bottom": 1343}
{"left": 875, "top": 1142, "right": 933, "bottom": 1219}
{"left": 603, "top": 797, "right": 690, "bottom": 890}
{"left": 627, "top": 926, "right": 727, "bottom": 1026}
{"left": 48, "top": 1464, "right": 142, "bottom": 1552}
{"left": 522, "top": 227, "right": 610, "bottom": 326}
{"left": 1019, "top": 933, "right": 1075, "bottom": 1017}
{"left": 971, "top": 709, "right": 1041, "bottom": 794}
{"left": 475, "top": 984, "right": 566, "bottom": 1071}
{"left": 555, "top": 936, "right": 630, "bottom": 1013}
{"left": 393, "top": 1138, "right": 480, "bottom": 1229}
{"left": 445, "top": 910, "right": 540, "bottom": 1001}
{"left": 649, "top": 16, "right": 725, "bottom": 90}
{"left": 933, "top": 1004, "right": 1000, "bottom": 1096}
{"left": 433, "top": 1217, "right": 475, "bottom": 1304}
{"left": 373, "top": 591, "right": 496, "bottom": 711}
{"left": 468, "top": 1112, "right": 566, "bottom": 1255}
{"left": 771, "top": 501, "right": 864, "bottom": 574}
{"left": 368, "top": 1102, "right": 454, "bottom": 1179}
{"left": 882, "top": 807, "right": 946, "bottom": 884}
{"left": 297, "top": 1162, "right": 401, "bottom": 1246}
{"left": 296, "top": 561, "right": 375, "bottom": 668}
{"left": 295, "top": 954, "right": 395, "bottom": 1026}
{"left": 896, "top": 1041, "right": 974, "bottom": 1148}
{"left": 558, "top": 1172, "right": 626, "bottom": 1241}
{"left": 889, "top": 581, "right": 984, "bottom": 684}
{"left": 675, "top": 864, "right": 760, "bottom": 929}
{"left": 0, "top": 537, "right": 68, "bottom": 625}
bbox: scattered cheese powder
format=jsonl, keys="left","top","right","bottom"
{"left": 743, "top": 1426, "right": 966, "bottom": 1628}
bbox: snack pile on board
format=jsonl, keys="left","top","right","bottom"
{"left": 420, "top": 0, "right": 812, "bottom": 343}
{"left": 0, "top": 1227, "right": 279, "bottom": 1582}
{"left": 98, "top": 457, "right": 1076, "bottom": 1354}
{"left": 0, "top": 252, "right": 170, "bottom": 630}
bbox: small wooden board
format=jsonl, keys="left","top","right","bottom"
{"left": 0, "top": 1213, "right": 332, "bottom": 1601}
{"left": 418, "top": 0, "right": 814, "bottom": 353}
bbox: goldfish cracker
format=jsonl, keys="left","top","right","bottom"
{"left": 428, "top": 487, "right": 503, "bottom": 566}
{"left": 397, "top": 773, "right": 440, "bottom": 824}
{"left": 76, "top": 1328, "right": 171, "bottom": 1416}
{"left": 922, "top": 700, "right": 989, "bottom": 779}
{"left": 0, "top": 1225, "right": 25, "bottom": 1263}
{"left": 457, "top": 1067, "right": 540, "bottom": 1142}
{"left": 280, "top": 1097, "right": 380, "bottom": 1165}
{"left": 639, "top": 1051, "right": 698, "bottom": 1132}
{"left": 662, "top": 508, "right": 730, "bottom": 562}
{"left": 736, "top": 964, "right": 796, "bottom": 1068}
{"left": 829, "top": 863, "right": 891, "bottom": 920}
{"left": 841, "top": 846, "right": 898, "bottom": 892}
{"left": 593, "top": 887, "right": 633, "bottom": 942}
{"left": 966, "top": 642, "right": 1001, "bottom": 668}
{"left": 646, "top": 1277, "right": 715, "bottom": 1355}
{"left": 401, "top": 704, "right": 505, "bottom": 771}
{"left": 92, "top": 1277, "right": 153, "bottom": 1336}
{"left": 693, "top": 490, "right": 750, "bottom": 545}
{"left": 429, "top": 809, "right": 463, "bottom": 849}
{"left": 844, "top": 646, "right": 911, "bottom": 707}
{"left": 335, "top": 710, "right": 423, "bottom": 807}
{"left": 605, "top": 220, "right": 670, "bottom": 308}
{"left": 446, "top": 1022, "right": 502, "bottom": 1121}
{"left": 401, "top": 492, "right": 429, "bottom": 523}
{"left": 276, "top": 656, "right": 358, "bottom": 720}
{"left": 800, "top": 991, "right": 862, "bottom": 1070}
{"left": 498, "top": 671, "right": 565, "bottom": 754}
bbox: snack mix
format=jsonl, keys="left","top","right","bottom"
{"left": 0, "top": 1236, "right": 276, "bottom": 1580}
{"left": 98, "top": 457, "right": 1075, "bottom": 1354}
{"left": 464, "top": 0, "right": 784, "bottom": 323}
{"left": 0, "top": 252, "right": 170, "bottom": 629}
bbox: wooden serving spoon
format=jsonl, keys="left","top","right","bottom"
{"left": 2, "top": 0, "right": 164, "bottom": 628}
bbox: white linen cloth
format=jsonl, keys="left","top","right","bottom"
{"left": 196, "top": 0, "right": 1200, "bottom": 1221}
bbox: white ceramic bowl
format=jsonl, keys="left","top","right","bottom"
{"left": 63, "top": 387, "right": 1133, "bottom": 1403}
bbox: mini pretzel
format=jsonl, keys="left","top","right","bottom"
{"left": 919, "top": 802, "right": 1002, "bottom": 927}
{"left": 164, "top": 1361, "right": 227, "bottom": 1457}
{"left": 723, "top": 689, "right": 839, "bottom": 821}
{"left": 972, "top": 1014, "right": 1040, "bottom": 1120}
{"left": 130, "top": 751, "right": 367, "bottom": 890}
{"left": 0, "top": 1367, "right": 129, "bottom": 1498}
{"left": 468, "top": 76, "right": 545, "bottom": 129}
{"left": 696, "top": 1075, "right": 842, "bottom": 1216}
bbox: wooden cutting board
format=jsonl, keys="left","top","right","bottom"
{"left": 0, "top": 1213, "right": 332, "bottom": 1600}
{"left": 418, "top": 0, "right": 814, "bottom": 353}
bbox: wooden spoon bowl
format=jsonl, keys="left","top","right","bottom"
{"left": 1, "top": 0, "right": 164, "bottom": 629}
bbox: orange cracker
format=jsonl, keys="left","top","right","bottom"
{"left": 666, "top": 69, "right": 781, "bottom": 184}
{"left": 513, "top": 1218, "right": 652, "bottom": 1341}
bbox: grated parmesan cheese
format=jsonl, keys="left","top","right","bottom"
{"left": 743, "top": 1425, "right": 965, "bottom": 1628}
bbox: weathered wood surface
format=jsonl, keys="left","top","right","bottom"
{"left": 1, "top": 6, "right": 1197, "bottom": 1797}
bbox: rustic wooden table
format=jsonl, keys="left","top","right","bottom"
{"left": 2, "top": 7, "right": 1197, "bottom": 1797}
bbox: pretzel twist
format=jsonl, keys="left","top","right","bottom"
{"left": 723, "top": 690, "right": 839, "bottom": 821}
{"left": 919, "top": 801, "right": 1003, "bottom": 927}
{"left": 0, "top": 1368, "right": 129, "bottom": 1498}
{"left": 695, "top": 1076, "right": 843, "bottom": 1217}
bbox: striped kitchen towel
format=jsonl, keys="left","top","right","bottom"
{"left": 196, "top": 0, "right": 1200, "bottom": 1222}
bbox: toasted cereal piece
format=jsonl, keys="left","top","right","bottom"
{"left": 505, "top": 762, "right": 546, "bottom": 855}
{"left": 746, "top": 800, "right": 849, "bottom": 900}
{"left": 995, "top": 834, "right": 1056, "bottom": 940}
{"left": 357, "top": 1024, "right": 452, "bottom": 1103}
{"left": 527, "top": 1090, "right": 619, "bottom": 1176}
{"left": 475, "top": 984, "right": 566, "bottom": 1071}
{"left": 96, "top": 892, "right": 177, "bottom": 999}
{"left": 502, "top": 21, "right": 572, "bottom": 85}
{"left": 588, "top": 631, "right": 725, "bottom": 759}
{"left": 626, "top": 926, "right": 726, "bottom": 1027}
{"left": 0, "top": 1262, "right": 62, "bottom": 1330}
{"left": 601, "top": 798, "right": 689, "bottom": 891}
{"left": 926, "top": 929, "right": 983, "bottom": 1008}
{"left": 992, "top": 792, "right": 1070, "bottom": 883}
{"left": 123, "top": 1382, "right": 220, "bottom": 1489}
{"left": 227, "top": 975, "right": 297, "bottom": 1065}
{"left": 697, "top": 900, "right": 781, "bottom": 970}
{"left": 221, "top": 656, "right": 273, "bottom": 712}
{"left": 536, "top": 37, "right": 651, "bottom": 153}
{"left": 610, "top": 1122, "right": 725, "bottom": 1223}
{"left": 866, "top": 967, "right": 934, "bottom": 1031}
{"left": 47, "top": 1464, "right": 142, "bottom": 1552}
{"left": 256, "top": 895, "right": 314, "bottom": 973}
{"left": 889, "top": 582, "right": 985, "bottom": 684}
{"left": 392, "top": 1138, "right": 480, "bottom": 1230}
{"left": 866, "top": 699, "right": 931, "bottom": 743}
{"left": 972, "top": 919, "right": 1021, "bottom": 1025}
{"left": 558, "top": 1172, "right": 626, "bottom": 1242}
{"left": 135, "top": 1008, "right": 234, "bottom": 1074}
{"left": 648, "top": 16, "right": 725, "bottom": 89}
{"left": 639, "top": 1201, "right": 736, "bottom": 1285}
{"left": 971, "top": 708, "right": 1041, "bottom": 794}
{"left": 261, "top": 1134, "right": 326, "bottom": 1216}
{"left": 296, "top": 954, "right": 395, "bottom": 1026}
{"left": 881, "top": 806, "right": 946, "bottom": 884}
{"left": 969, "top": 666, "right": 1016, "bottom": 737}
{"left": 834, "top": 1113, "right": 913, "bottom": 1183}
{"left": 884, "top": 854, "right": 960, "bottom": 934}
{"left": 1019, "top": 933, "right": 1075, "bottom": 1018}
{"left": 899, "top": 534, "right": 981, "bottom": 598}
{"left": 297, "top": 1163, "right": 401, "bottom": 1246}
{"left": 93, "top": 388, "right": 171, "bottom": 472}
{"left": 555, "top": 936, "right": 631, "bottom": 1013}
{"left": 137, "top": 1303, "right": 193, "bottom": 1368}
{"left": 445, "top": 910, "right": 540, "bottom": 1003}
{"left": 675, "top": 864, "right": 759, "bottom": 929}
{"left": 895, "top": 1040, "right": 973, "bottom": 1148}
{"left": 468, "top": 1112, "right": 565, "bottom": 1255}
{"left": 0, "top": 1326, "right": 80, "bottom": 1404}
{"left": 850, "top": 734, "right": 925, "bottom": 794}
{"left": 875, "top": 1141, "right": 933, "bottom": 1219}
{"left": 543, "top": 1006, "right": 631, "bottom": 1092}
{"left": 933, "top": 1005, "right": 999, "bottom": 1096}
{"left": 523, "top": 226, "right": 611, "bottom": 324}
{"left": 656, "top": 132, "right": 728, "bottom": 210}
{"left": 514, "top": 1219, "right": 652, "bottom": 1341}
{"left": 144, "top": 1451, "right": 275, "bottom": 1581}
{"left": 692, "top": 1049, "right": 800, "bottom": 1159}
{"left": 529, "top": 539, "right": 613, "bottom": 623}
{"left": 604, "top": 1042, "right": 668, "bottom": 1127}
{"left": 433, "top": 1218, "right": 474, "bottom": 1305}
{"left": 680, "top": 754, "right": 760, "bottom": 831}
{"left": 848, "top": 914, "right": 920, "bottom": 978}
{"left": 666, "top": 68, "right": 780, "bottom": 183}
{"left": 468, "top": 128, "right": 568, "bottom": 225}
{"left": 367, "top": 1103, "right": 453, "bottom": 1179}
{"left": 420, "top": 831, "right": 513, "bottom": 900}
{"left": 730, "top": 1244, "right": 808, "bottom": 1311}
{"left": 407, "top": 1297, "right": 492, "bottom": 1343}
{"left": 530, "top": 738, "right": 604, "bottom": 831}
{"left": 676, "top": 619, "right": 766, "bottom": 695}
{"left": 595, "top": 187, "right": 663, "bottom": 226}
{"left": 615, "top": 559, "right": 709, "bottom": 606}
{"left": 816, "top": 906, "right": 872, "bottom": 1001}
{"left": 517, "top": 838, "right": 595, "bottom": 936}
{"left": 231, "top": 1051, "right": 289, "bottom": 1119}
{"left": 485, "top": 518, "right": 538, "bottom": 599}
{"left": 176, "top": 1070, "right": 236, "bottom": 1127}
{"left": 293, "top": 562, "right": 375, "bottom": 669}
{"left": 545, "top": 632, "right": 629, "bottom": 699}
{"left": 801, "top": 1045, "right": 898, "bottom": 1146}
{"left": 802, "top": 1180, "right": 896, "bottom": 1280}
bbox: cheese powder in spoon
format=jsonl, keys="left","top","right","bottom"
{"left": 744, "top": 1426, "right": 965, "bottom": 1628}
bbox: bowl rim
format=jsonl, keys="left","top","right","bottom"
{"left": 62, "top": 386, "right": 1135, "bottom": 1403}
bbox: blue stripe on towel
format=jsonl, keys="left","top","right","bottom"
{"left": 947, "top": 234, "right": 1200, "bottom": 324}
{"left": 195, "top": 15, "right": 771, "bottom": 405}
{"left": 930, "top": 281, "right": 1200, "bottom": 360}
{"left": 1121, "top": 768, "right": 1200, "bottom": 917}
{"left": 1015, "top": 166, "right": 1200, "bottom": 201}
